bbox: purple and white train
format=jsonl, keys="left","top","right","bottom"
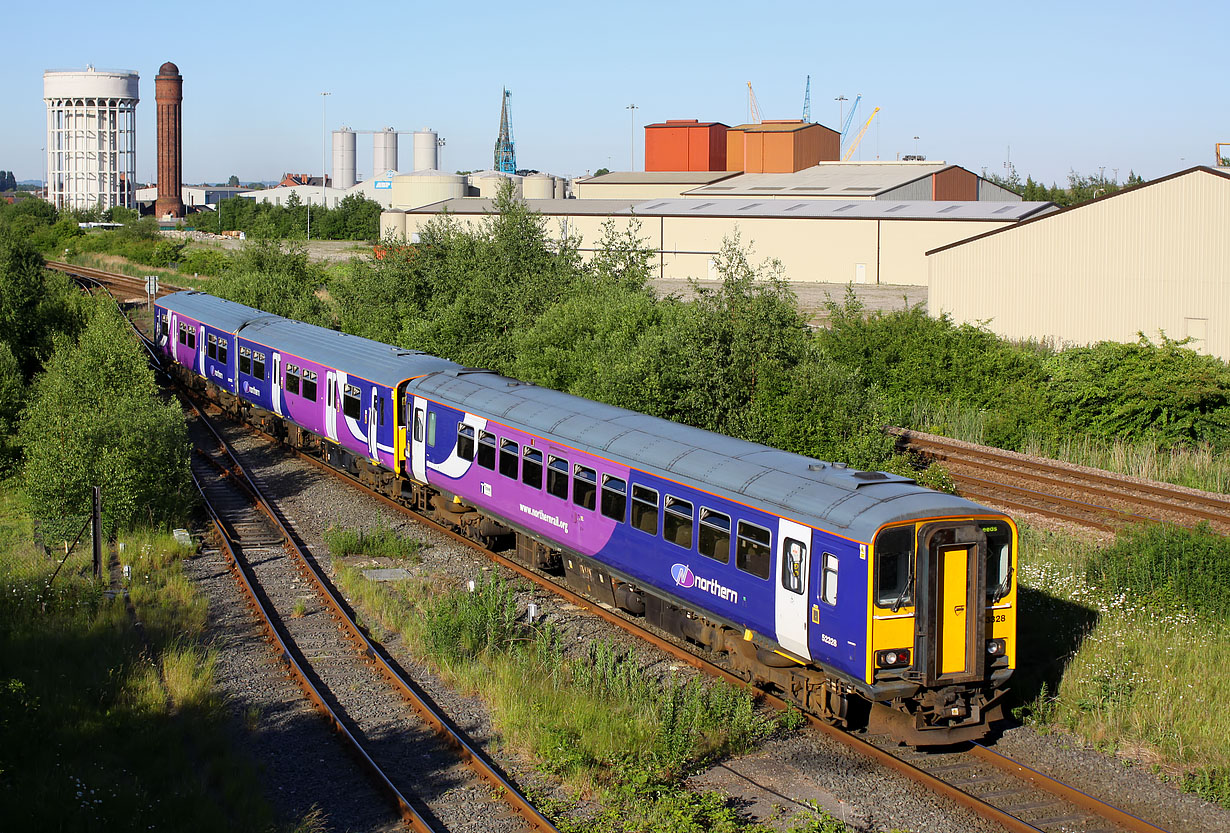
{"left": 156, "top": 289, "right": 1018, "bottom": 744}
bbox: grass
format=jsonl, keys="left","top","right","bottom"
{"left": 0, "top": 479, "right": 276, "bottom": 831}
{"left": 322, "top": 522, "right": 425, "bottom": 562}
{"left": 327, "top": 541, "right": 846, "bottom": 832}
{"left": 1012, "top": 523, "right": 1230, "bottom": 808}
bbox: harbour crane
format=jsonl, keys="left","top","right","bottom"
{"left": 842, "top": 106, "right": 880, "bottom": 161}
{"left": 747, "top": 81, "right": 762, "bottom": 124}
{"left": 494, "top": 88, "right": 516, "bottom": 174}
{"left": 802, "top": 75, "right": 811, "bottom": 122}
{"left": 839, "top": 93, "right": 862, "bottom": 147}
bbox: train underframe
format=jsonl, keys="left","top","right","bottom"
{"left": 186, "top": 371, "right": 1005, "bottom": 746}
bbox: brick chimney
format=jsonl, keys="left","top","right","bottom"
{"left": 155, "top": 62, "right": 183, "bottom": 218}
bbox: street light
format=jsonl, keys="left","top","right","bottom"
{"left": 626, "top": 104, "right": 638, "bottom": 171}
{"left": 310, "top": 91, "right": 330, "bottom": 240}
{"left": 835, "top": 95, "right": 847, "bottom": 130}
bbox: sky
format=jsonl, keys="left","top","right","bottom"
{"left": 3, "top": 1, "right": 1225, "bottom": 187}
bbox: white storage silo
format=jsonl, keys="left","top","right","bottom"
{"left": 554, "top": 177, "right": 568, "bottom": 199}
{"left": 522, "top": 173, "right": 554, "bottom": 200}
{"left": 390, "top": 170, "right": 466, "bottom": 210}
{"left": 380, "top": 210, "right": 407, "bottom": 241}
{"left": 373, "top": 128, "right": 398, "bottom": 174}
{"left": 470, "top": 170, "right": 522, "bottom": 199}
{"left": 332, "top": 128, "right": 357, "bottom": 189}
{"left": 413, "top": 129, "right": 438, "bottom": 171}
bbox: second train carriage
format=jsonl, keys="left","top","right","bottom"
{"left": 154, "top": 290, "right": 1018, "bottom": 743}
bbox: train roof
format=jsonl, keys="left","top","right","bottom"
{"left": 157, "top": 291, "right": 461, "bottom": 387}
{"left": 411, "top": 369, "right": 994, "bottom": 542}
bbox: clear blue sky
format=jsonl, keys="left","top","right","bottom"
{"left": 3, "top": 0, "right": 1224, "bottom": 186}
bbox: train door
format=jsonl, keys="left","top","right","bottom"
{"left": 409, "top": 395, "right": 427, "bottom": 483}
{"left": 196, "top": 325, "right": 205, "bottom": 376}
{"left": 774, "top": 518, "right": 813, "bottom": 659}
{"left": 917, "top": 523, "right": 986, "bottom": 684}
{"left": 325, "top": 370, "right": 338, "bottom": 442}
{"left": 271, "top": 352, "right": 283, "bottom": 416}
{"left": 367, "top": 388, "right": 378, "bottom": 460}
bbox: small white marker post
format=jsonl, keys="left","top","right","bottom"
{"left": 145, "top": 275, "right": 158, "bottom": 312}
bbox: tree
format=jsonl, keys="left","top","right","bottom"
{"left": 227, "top": 175, "right": 240, "bottom": 187}
{"left": 19, "top": 300, "right": 193, "bottom": 535}
{"left": 0, "top": 230, "right": 51, "bottom": 376}
{"left": 593, "top": 167, "right": 610, "bottom": 177}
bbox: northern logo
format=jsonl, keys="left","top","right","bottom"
{"left": 671, "top": 563, "right": 695, "bottom": 588}
{"left": 671, "top": 563, "right": 737, "bottom": 603}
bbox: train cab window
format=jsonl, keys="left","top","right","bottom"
{"left": 573, "top": 466, "right": 597, "bottom": 510}
{"left": 522, "top": 448, "right": 543, "bottom": 488}
{"left": 630, "top": 485, "right": 659, "bottom": 534}
{"left": 252, "top": 351, "right": 266, "bottom": 381}
{"left": 159, "top": 315, "right": 169, "bottom": 338}
{"left": 477, "top": 431, "right": 497, "bottom": 469}
{"left": 239, "top": 346, "right": 252, "bottom": 375}
{"left": 546, "top": 456, "right": 569, "bottom": 500}
{"left": 663, "top": 496, "right": 694, "bottom": 549}
{"left": 499, "top": 439, "right": 519, "bottom": 479}
{"left": 736, "top": 521, "right": 772, "bottom": 580}
{"left": 343, "top": 384, "right": 362, "bottom": 420}
{"left": 600, "top": 475, "right": 627, "bottom": 522}
{"left": 782, "top": 538, "right": 807, "bottom": 595}
{"left": 820, "top": 552, "right": 839, "bottom": 605}
{"left": 178, "top": 323, "right": 187, "bottom": 345}
{"left": 301, "top": 370, "right": 317, "bottom": 402}
{"left": 457, "top": 425, "right": 475, "bottom": 461}
{"left": 698, "top": 509, "right": 731, "bottom": 563}
{"left": 874, "top": 526, "right": 915, "bottom": 610}
{"left": 285, "top": 364, "right": 301, "bottom": 396}
{"left": 426, "top": 412, "right": 436, "bottom": 446}
{"left": 983, "top": 522, "right": 1013, "bottom": 602}
{"left": 206, "top": 333, "right": 218, "bottom": 360}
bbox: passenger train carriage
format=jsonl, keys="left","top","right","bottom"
{"left": 156, "top": 290, "right": 1017, "bottom": 744}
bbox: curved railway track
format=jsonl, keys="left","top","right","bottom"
{"left": 81, "top": 261, "right": 1182, "bottom": 832}
{"left": 891, "top": 428, "right": 1230, "bottom": 534}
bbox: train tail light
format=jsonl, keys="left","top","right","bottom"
{"left": 876, "top": 648, "right": 911, "bottom": 668}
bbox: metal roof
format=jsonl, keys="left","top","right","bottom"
{"left": 625, "top": 199, "right": 1056, "bottom": 221}
{"left": 683, "top": 162, "right": 952, "bottom": 196}
{"left": 579, "top": 171, "right": 739, "bottom": 185}
{"left": 158, "top": 291, "right": 461, "bottom": 386}
{"left": 411, "top": 370, "right": 989, "bottom": 540}
{"left": 407, "top": 198, "right": 642, "bottom": 216}
{"left": 729, "top": 121, "right": 835, "bottom": 134}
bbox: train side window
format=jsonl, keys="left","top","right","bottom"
{"left": 874, "top": 526, "right": 915, "bottom": 609}
{"left": 663, "top": 496, "right": 694, "bottom": 549}
{"left": 736, "top": 521, "right": 772, "bottom": 580}
{"left": 178, "top": 323, "right": 186, "bottom": 345}
{"left": 217, "top": 339, "right": 228, "bottom": 364}
{"left": 600, "top": 475, "right": 627, "bottom": 522}
{"left": 781, "top": 538, "right": 807, "bottom": 595}
{"left": 477, "top": 431, "right": 496, "bottom": 469}
{"left": 301, "top": 370, "right": 317, "bottom": 402}
{"left": 698, "top": 509, "right": 731, "bottom": 563}
{"left": 546, "top": 456, "right": 569, "bottom": 500}
{"left": 820, "top": 552, "right": 839, "bottom": 605}
{"left": 457, "top": 425, "right": 475, "bottom": 460}
{"left": 414, "top": 409, "right": 424, "bottom": 442}
{"left": 206, "top": 333, "right": 217, "bottom": 360}
{"left": 522, "top": 448, "right": 543, "bottom": 488}
{"left": 285, "top": 364, "right": 301, "bottom": 396}
{"left": 426, "top": 412, "right": 436, "bottom": 446}
{"left": 343, "top": 383, "right": 362, "bottom": 420}
{"left": 573, "top": 465, "right": 596, "bottom": 510}
{"left": 159, "top": 315, "right": 168, "bottom": 337}
{"left": 239, "top": 346, "right": 251, "bottom": 375}
{"left": 630, "top": 485, "right": 659, "bottom": 534}
{"left": 187, "top": 327, "right": 196, "bottom": 349}
{"left": 499, "top": 439, "right": 519, "bottom": 479}
{"left": 252, "top": 351, "right": 266, "bottom": 381}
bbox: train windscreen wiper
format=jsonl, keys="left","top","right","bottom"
{"left": 890, "top": 557, "right": 915, "bottom": 613}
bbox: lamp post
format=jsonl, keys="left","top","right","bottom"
{"left": 835, "top": 95, "right": 846, "bottom": 129}
{"left": 626, "top": 104, "right": 638, "bottom": 171}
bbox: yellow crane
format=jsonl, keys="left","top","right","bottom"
{"left": 843, "top": 106, "right": 880, "bottom": 161}
{"left": 1217, "top": 142, "right": 1229, "bottom": 166}
{"left": 747, "top": 81, "right": 762, "bottom": 124}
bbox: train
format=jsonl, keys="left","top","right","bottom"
{"left": 154, "top": 289, "right": 1018, "bottom": 745}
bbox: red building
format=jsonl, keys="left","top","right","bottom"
{"left": 644, "top": 120, "right": 728, "bottom": 172}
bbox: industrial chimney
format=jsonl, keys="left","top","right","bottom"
{"left": 154, "top": 62, "right": 183, "bottom": 218}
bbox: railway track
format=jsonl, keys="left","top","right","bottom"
{"left": 891, "top": 428, "right": 1230, "bottom": 534}
{"left": 46, "top": 259, "right": 184, "bottom": 300}
{"left": 84, "top": 260, "right": 1185, "bottom": 832}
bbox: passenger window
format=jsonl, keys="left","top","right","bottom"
{"left": 178, "top": 323, "right": 186, "bottom": 345}
{"left": 187, "top": 327, "right": 197, "bottom": 349}
{"left": 698, "top": 509, "right": 731, "bottom": 563}
{"left": 630, "top": 485, "right": 659, "bottom": 534}
{"left": 301, "top": 370, "right": 317, "bottom": 402}
{"left": 782, "top": 538, "right": 807, "bottom": 595}
{"left": 217, "top": 340, "right": 228, "bottom": 364}
{"left": 477, "top": 431, "right": 496, "bottom": 470}
{"left": 573, "top": 466, "right": 596, "bottom": 510}
{"left": 342, "top": 383, "right": 362, "bottom": 420}
{"left": 457, "top": 425, "right": 475, "bottom": 460}
{"left": 286, "top": 364, "right": 301, "bottom": 396}
{"left": 239, "top": 346, "right": 252, "bottom": 376}
{"left": 426, "top": 411, "right": 436, "bottom": 446}
{"left": 522, "top": 448, "right": 543, "bottom": 488}
{"left": 821, "top": 552, "right": 839, "bottom": 605}
{"left": 206, "top": 333, "right": 217, "bottom": 360}
{"left": 736, "top": 521, "right": 772, "bottom": 580}
{"left": 546, "top": 456, "right": 569, "bottom": 500}
{"left": 601, "top": 475, "right": 627, "bottom": 522}
{"left": 663, "top": 496, "right": 693, "bottom": 549}
{"left": 414, "top": 409, "right": 424, "bottom": 443}
{"left": 252, "top": 351, "right": 266, "bottom": 381}
{"left": 874, "top": 525, "right": 915, "bottom": 609}
{"left": 499, "top": 439, "right": 519, "bottom": 479}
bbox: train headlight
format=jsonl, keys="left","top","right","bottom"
{"left": 987, "top": 638, "right": 1006, "bottom": 657}
{"left": 876, "top": 648, "right": 911, "bottom": 668}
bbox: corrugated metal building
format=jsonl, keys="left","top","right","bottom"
{"left": 383, "top": 197, "right": 1052, "bottom": 286}
{"left": 725, "top": 120, "right": 839, "bottom": 173}
{"left": 684, "top": 162, "right": 1020, "bottom": 201}
{"left": 645, "top": 120, "right": 729, "bottom": 171}
{"left": 927, "top": 166, "right": 1230, "bottom": 360}
{"left": 572, "top": 171, "right": 738, "bottom": 199}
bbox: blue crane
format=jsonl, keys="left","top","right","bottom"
{"left": 494, "top": 88, "right": 517, "bottom": 174}
{"left": 839, "top": 93, "right": 862, "bottom": 148}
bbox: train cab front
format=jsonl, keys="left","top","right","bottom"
{"left": 865, "top": 517, "right": 1017, "bottom": 745}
